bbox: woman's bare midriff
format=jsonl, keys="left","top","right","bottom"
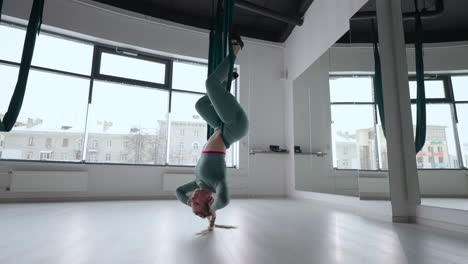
{"left": 203, "top": 130, "right": 227, "bottom": 152}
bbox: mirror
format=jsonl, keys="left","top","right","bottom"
{"left": 293, "top": 2, "right": 391, "bottom": 198}
{"left": 294, "top": 0, "right": 468, "bottom": 212}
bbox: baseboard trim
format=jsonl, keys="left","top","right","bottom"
{"left": 392, "top": 216, "right": 414, "bottom": 223}
{"left": 0, "top": 194, "right": 286, "bottom": 203}
{"left": 420, "top": 195, "right": 468, "bottom": 198}
{"left": 0, "top": 196, "right": 174, "bottom": 203}
{"left": 415, "top": 216, "right": 468, "bottom": 234}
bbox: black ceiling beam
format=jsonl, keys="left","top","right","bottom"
{"left": 235, "top": 0, "right": 304, "bottom": 26}
{"left": 351, "top": 0, "right": 444, "bottom": 21}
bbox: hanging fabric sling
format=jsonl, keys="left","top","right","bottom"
{"left": 372, "top": 1, "right": 426, "bottom": 153}
{"left": 0, "top": 0, "right": 3, "bottom": 24}
{"left": 0, "top": 0, "right": 45, "bottom": 132}
{"left": 413, "top": 0, "right": 427, "bottom": 153}
{"left": 372, "top": 19, "right": 386, "bottom": 137}
{"left": 207, "top": 0, "right": 236, "bottom": 138}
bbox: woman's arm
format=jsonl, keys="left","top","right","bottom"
{"left": 210, "top": 181, "right": 229, "bottom": 211}
{"left": 175, "top": 181, "right": 198, "bottom": 206}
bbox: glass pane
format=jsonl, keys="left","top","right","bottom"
{"left": 331, "top": 105, "right": 377, "bottom": 170}
{"left": 456, "top": 104, "right": 468, "bottom": 167}
{"left": 375, "top": 108, "right": 388, "bottom": 170}
{"left": 32, "top": 33, "right": 93, "bottom": 75}
{"left": 0, "top": 25, "right": 25, "bottom": 62}
{"left": 169, "top": 92, "right": 208, "bottom": 166}
{"left": 0, "top": 66, "right": 89, "bottom": 161}
{"left": 409, "top": 80, "right": 445, "bottom": 99}
{"left": 86, "top": 81, "right": 169, "bottom": 164}
{"left": 451, "top": 76, "right": 468, "bottom": 101}
{"left": 329, "top": 76, "right": 373, "bottom": 103}
{"left": 411, "top": 104, "right": 459, "bottom": 168}
{"left": 173, "top": 61, "right": 207, "bottom": 93}
{"left": 100, "top": 53, "right": 166, "bottom": 84}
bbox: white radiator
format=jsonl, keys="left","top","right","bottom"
{"left": 163, "top": 173, "right": 195, "bottom": 191}
{"left": 10, "top": 171, "right": 88, "bottom": 192}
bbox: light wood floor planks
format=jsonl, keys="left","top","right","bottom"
{"left": 1, "top": 199, "right": 468, "bottom": 264}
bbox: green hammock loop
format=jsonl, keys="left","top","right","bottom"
{"left": 373, "top": 41, "right": 386, "bottom": 137}
{"left": 372, "top": 3, "right": 426, "bottom": 154}
{"left": 0, "top": 0, "right": 45, "bottom": 132}
{"left": 0, "top": 0, "right": 3, "bottom": 24}
{"left": 206, "top": 0, "right": 236, "bottom": 138}
{"left": 414, "top": 9, "right": 427, "bottom": 153}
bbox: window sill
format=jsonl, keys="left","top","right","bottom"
{"left": 333, "top": 168, "right": 468, "bottom": 172}
{"left": 0, "top": 159, "right": 238, "bottom": 169}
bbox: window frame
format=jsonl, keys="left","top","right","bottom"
{"left": 0, "top": 21, "right": 240, "bottom": 168}
{"left": 330, "top": 74, "right": 468, "bottom": 171}
{"left": 330, "top": 74, "right": 382, "bottom": 171}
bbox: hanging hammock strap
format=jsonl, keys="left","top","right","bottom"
{"left": 207, "top": 0, "right": 235, "bottom": 138}
{"left": 414, "top": 0, "right": 427, "bottom": 153}
{"left": 372, "top": 1, "right": 426, "bottom": 153}
{"left": 0, "top": 0, "right": 45, "bottom": 132}
{"left": 371, "top": 19, "right": 386, "bottom": 137}
{"left": 0, "top": 0, "right": 4, "bottom": 24}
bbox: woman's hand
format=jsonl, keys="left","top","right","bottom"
{"left": 208, "top": 211, "right": 216, "bottom": 230}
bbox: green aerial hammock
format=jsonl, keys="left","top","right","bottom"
{"left": 0, "top": 0, "right": 45, "bottom": 132}
{"left": 207, "top": 0, "right": 236, "bottom": 138}
{"left": 372, "top": 0, "right": 427, "bottom": 153}
{"left": 371, "top": 20, "right": 386, "bottom": 138}
{"left": 413, "top": 0, "right": 427, "bottom": 153}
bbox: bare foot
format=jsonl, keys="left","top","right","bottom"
{"left": 232, "top": 41, "right": 242, "bottom": 56}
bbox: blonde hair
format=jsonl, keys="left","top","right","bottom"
{"left": 196, "top": 214, "right": 237, "bottom": 236}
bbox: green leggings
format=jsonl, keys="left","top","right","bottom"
{"left": 196, "top": 55, "right": 249, "bottom": 149}
{"left": 175, "top": 55, "right": 249, "bottom": 211}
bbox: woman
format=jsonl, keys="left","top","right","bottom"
{"left": 175, "top": 32, "right": 248, "bottom": 228}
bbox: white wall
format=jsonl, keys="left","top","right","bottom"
{"left": 284, "top": 0, "right": 367, "bottom": 81}
{"left": 0, "top": 0, "right": 287, "bottom": 200}
{"left": 289, "top": 42, "right": 468, "bottom": 199}
{"left": 284, "top": 0, "right": 368, "bottom": 198}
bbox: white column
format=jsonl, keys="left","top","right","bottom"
{"left": 376, "top": 0, "right": 421, "bottom": 222}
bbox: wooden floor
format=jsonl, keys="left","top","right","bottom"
{"left": 1, "top": 199, "right": 468, "bottom": 264}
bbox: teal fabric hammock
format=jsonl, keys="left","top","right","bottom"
{"left": 372, "top": 1, "right": 426, "bottom": 153}
{"left": 413, "top": 0, "right": 427, "bottom": 153}
{"left": 372, "top": 20, "right": 386, "bottom": 138}
{"left": 207, "top": 0, "right": 236, "bottom": 138}
{"left": 0, "top": 0, "right": 45, "bottom": 132}
{"left": 0, "top": 0, "right": 3, "bottom": 24}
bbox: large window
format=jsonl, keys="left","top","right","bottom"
{"left": 330, "top": 75, "right": 467, "bottom": 170}
{"left": 330, "top": 77, "right": 378, "bottom": 170}
{"left": 452, "top": 76, "right": 468, "bottom": 168}
{"left": 0, "top": 23, "right": 240, "bottom": 167}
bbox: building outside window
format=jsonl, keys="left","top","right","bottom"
{"left": 105, "top": 153, "right": 111, "bottom": 161}
{"left": 330, "top": 75, "right": 467, "bottom": 170}
{"left": 39, "top": 151, "right": 52, "bottom": 160}
{"left": 45, "top": 138, "right": 52, "bottom": 149}
{"left": 0, "top": 23, "right": 239, "bottom": 167}
{"left": 88, "top": 153, "right": 97, "bottom": 162}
